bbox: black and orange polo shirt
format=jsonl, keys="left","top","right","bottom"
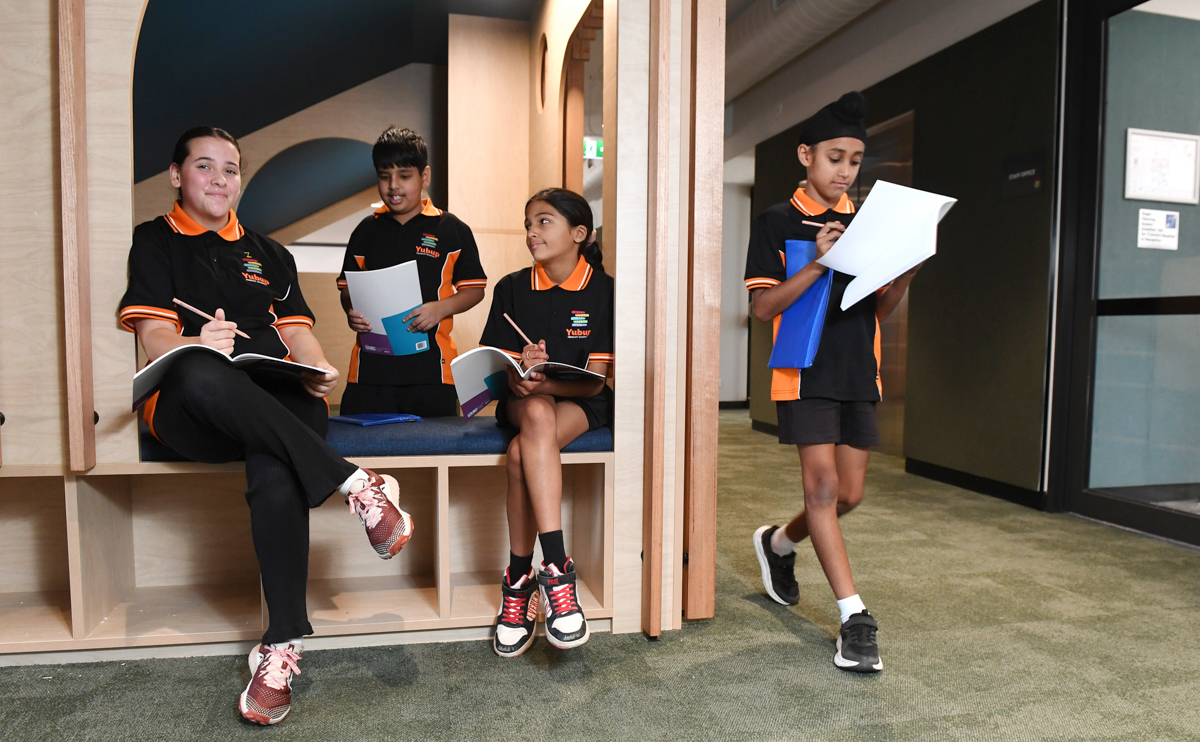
{"left": 479, "top": 255, "right": 614, "bottom": 371}
{"left": 119, "top": 202, "right": 315, "bottom": 359}
{"left": 744, "top": 188, "right": 882, "bottom": 402}
{"left": 337, "top": 200, "right": 486, "bottom": 386}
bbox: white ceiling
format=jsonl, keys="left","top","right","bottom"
{"left": 1132, "top": 0, "right": 1200, "bottom": 21}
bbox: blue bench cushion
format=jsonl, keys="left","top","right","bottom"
{"left": 140, "top": 415, "right": 613, "bottom": 462}
{"left": 326, "top": 416, "right": 613, "bottom": 457}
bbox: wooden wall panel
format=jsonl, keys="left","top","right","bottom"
{"left": 133, "top": 65, "right": 438, "bottom": 227}
{"left": 298, "top": 273, "right": 357, "bottom": 407}
{"left": 683, "top": 0, "right": 725, "bottom": 620}
{"left": 529, "top": 0, "right": 592, "bottom": 193}
{"left": 447, "top": 15, "right": 533, "bottom": 354}
{"left": 610, "top": 0, "right": 652, "bottom": 634}
{"left": 60, "top": 0, "right": 97, "bottom": 471}
{"left": 0, "top": 0, "right": 68, "bottom": 467}
{"left": 86, "top": 0, "right": 149, "bottom": 465}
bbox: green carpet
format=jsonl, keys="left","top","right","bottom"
{"left": 2, "top": 411, "right": 1198, "bottom": 741}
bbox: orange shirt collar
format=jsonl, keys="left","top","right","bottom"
{"left": 532, "top": 255, "right": 592, "bottom": 292}
{"left": 373, "top": 198, "right": 443, "bottom": 218}
{"left": 790, "top": 188, "right": 855, "bottom": 217}
{"left": 165, "top": 202, "right": 243, "bottom": 241}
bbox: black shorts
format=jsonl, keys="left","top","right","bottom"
{"left": 776, "top": 398, "right": 880, "bottom": 447}
{"left": 339, "top": 382, "right": 458, "bottom": 418}
{"left": 496, "top": 384, "right": 613, "bottom": 432}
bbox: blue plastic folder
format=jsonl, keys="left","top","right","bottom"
{"left": 329, "top": 413, "right": 422, "bottom": 426}
{"left": 767, "top": 240, "right": 833, "bottom": 369}
{"left": 380, "top": 305, "right": 431, "bottom": 356}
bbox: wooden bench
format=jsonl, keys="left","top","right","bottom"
{"left": 0, "top": 418, "right": 613, "bottom": 654}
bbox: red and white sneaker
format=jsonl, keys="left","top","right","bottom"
{"left": 494, "top": 568, "right": 539, "bottom": 658}
{"left": 538, "top": 559, "right": 589, "bottom": 649}
{"left": 347, "top": 469, "right": 413, "bottom": 559}
{"left": 239, "top": 642, "right": 302, "bottom": 725}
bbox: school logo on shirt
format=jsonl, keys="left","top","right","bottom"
{"left": 566, "top": 310, "right": 590, "bottom": 338}
{"left": 242, "top": 253, "right": 269, "bottom": 285}
{"left": 415, "top": 233, "right": 440, "bottom": 258}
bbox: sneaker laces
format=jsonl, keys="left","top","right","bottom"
{"left": 546, "top": 581, "right": 580, "bottom": 615}
{"left": 258, "top": 646, "right": 301, "bottom": 691}
{"left": 500, "top": 592, "right": 529, "bottom": 624}
{"left": 846, "top": 622, "right": 877, "bottom": 646}
{"left": 347, "top": 484, "right": 386, "bottom": 529}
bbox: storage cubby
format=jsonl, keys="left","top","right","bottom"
{"left": 306, "top": 467, "right": 439, "bottom": 634}
{"left": 73, "top": 473, "right": 263, "bottom": 647}
{"left": 0, "top": 476, "right": 73, "bottom": 647}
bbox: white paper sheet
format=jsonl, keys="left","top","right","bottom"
{"left": 344, "top": 260, "right": 422, "bottom": 327}
{"left": 816, "top": 181, "right": 956, "bottom": 310}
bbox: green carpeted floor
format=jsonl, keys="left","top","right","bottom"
{"left": 3, "top": 411, "right": 1199, "bottom": 741}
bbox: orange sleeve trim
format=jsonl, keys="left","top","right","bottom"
{"left": 336, "top": 278, "right": 348, "bottom": 288}
{"left": 120, "top": 306, "right": 181, "bottom": 332}
{"left": 273, "top": 315, "right": 315, "bottom": 328}
{"left": 745, "top": 278, "right": 781, "bottom": 290}
{"left": 453, "top": 279, "right": 487, "bottom": 289}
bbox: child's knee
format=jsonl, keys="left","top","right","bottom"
{"left": 514, "top": 395, "right": 556, "bottom": 429}
{"left": 839, "top": 487, "right": 864, "bottom": 511}
{"left": 804, "top": 471, "right": 840, "bottom": 507}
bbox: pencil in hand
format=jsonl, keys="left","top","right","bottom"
{"left": 503, "top": 313, "right": 535, "bottom": 346}
{"left": 173, "top": 298, "right": 251, "bottom": 339}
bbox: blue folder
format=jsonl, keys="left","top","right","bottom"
{"left": 329, "top": 413, "right": 422, "bottom": 426}
{"left": 767, "top": 240, "right": 833, "bottom": 369}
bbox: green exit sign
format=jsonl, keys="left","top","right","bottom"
{"left": 584, "top": 138, "right": 603, "bottom": 160}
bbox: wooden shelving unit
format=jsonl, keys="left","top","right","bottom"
{"left": 0, "top": 453, "right": 612, "bottom": 655}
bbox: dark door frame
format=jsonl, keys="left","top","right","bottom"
{"left": 1048, "top": 0, "right": 1200, "bottom": 546}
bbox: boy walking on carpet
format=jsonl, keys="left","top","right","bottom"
{"left": 744, "top": 92, "right": 923, "bottom": 673}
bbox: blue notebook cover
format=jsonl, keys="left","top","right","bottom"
{"left": 379, "top": 305, "right": 431, "bottom": 356}
{"left": 767, "top": 240, "right": 833, "bottom": 369}
{"left": 329, "top": 413, "right": 422, "bottom": 426}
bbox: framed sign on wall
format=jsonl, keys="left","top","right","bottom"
{"left": 1124, "top": 128, "right": 1200, "bottom": 204}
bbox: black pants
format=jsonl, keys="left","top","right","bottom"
{"left": 151, "top": 352, "right": 358, "bottom": 645}
{"left": 339, "top": 381, "right": 459, "bottom": 417}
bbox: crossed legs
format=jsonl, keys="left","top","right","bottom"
{"left": 504, "top": 394, "right": 590, "bottom": 560}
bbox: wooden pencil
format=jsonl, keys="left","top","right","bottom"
{"left": 503, "top": 312, "right": 534, "bottom": 346}
{"left": 173, "top": 298, "right": 251, "bottom": 339}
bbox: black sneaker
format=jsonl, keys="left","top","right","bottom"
{"left": 835, "top": 610, "right": 882, "bottom": 672}
{"left": 538, "top": 559, "right": 589, "bottom": 649}
{"left": 494, "top": 568, "right": 539, "bottom": 658}
{"left": 752, "top": 525, "right": 799, "bottom": 605}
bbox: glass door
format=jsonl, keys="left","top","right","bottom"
{"left": 1054, "top": 0, "right": 1200, "bottom": 545}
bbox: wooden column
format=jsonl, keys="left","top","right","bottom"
{"left": 59, "top": 0, "right": 96, "bottom": 471}
{"left": 563, "top": 58, "right": 585, "bottom": 193}
{"left": 681, "top": 0, "right": 724, "bottom": 620}
{"left": 642, "top": 0, "right": 671, "bottom": 639}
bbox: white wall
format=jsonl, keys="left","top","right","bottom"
{"left": 719, "top": 151, "right": 753, "bottom": 402}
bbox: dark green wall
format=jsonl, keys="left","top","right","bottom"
{"left": 751, "top": 0, "right": 1060, "bottom": 490}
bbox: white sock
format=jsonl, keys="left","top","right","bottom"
{"left": 770, "top": 526, "right": 799, "bottom": 557}
{"left": 269, "top": 638, "right": 303, "bottom": 654}
{"left": 837, "top": 594, "right": 866, "bottom": 625}
{"left": 337, "top": 468, "right": 370, "bottom": 497}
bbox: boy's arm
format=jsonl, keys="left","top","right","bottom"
{"left": 750, "top": 221, "right": 844, "bottom": 322}
{"left": 875, "top": 263, "right": 922, "bottom": 322}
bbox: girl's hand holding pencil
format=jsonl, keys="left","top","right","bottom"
{"left": 814, "top": 221, "right": 845, "bottom": 260}
{"left": 195, "top": 307, "right": 241, "bottom": 356}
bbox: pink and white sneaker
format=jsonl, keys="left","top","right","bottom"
{"left": 239, "top": 642, "right": 302, "bottom": 725}
{"left": 347, "top": 469, "right": 413, "bottom": 559}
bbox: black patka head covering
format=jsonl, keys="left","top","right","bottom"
{"left": 798, "top": 91, "right": 869, "bottom": 147}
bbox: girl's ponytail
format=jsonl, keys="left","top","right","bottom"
{"left": 525, "top": 188, "right": 604, "bottom": 272}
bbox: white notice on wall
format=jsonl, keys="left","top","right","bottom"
{"left": 1137, "top": 208, "right": 1179, "bottom": 250}
{"left": 1125, "top": 128, "right": 1200, "bottom": 204}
